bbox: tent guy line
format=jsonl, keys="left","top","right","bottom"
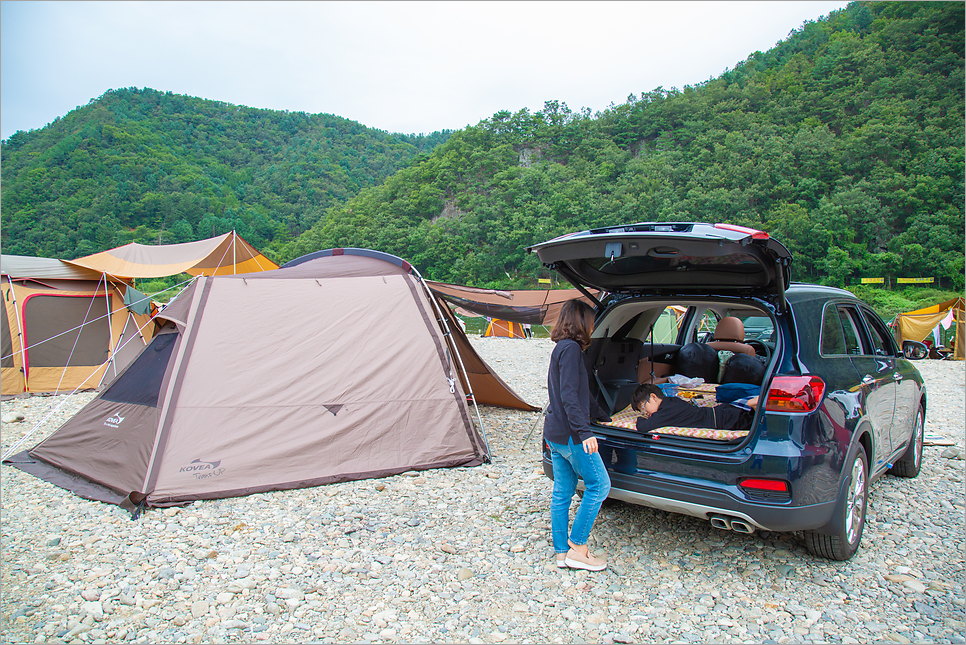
{"left": 0, "top": 288, "right": 184, "bottom": 463}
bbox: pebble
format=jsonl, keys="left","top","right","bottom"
{"left": 1, "top": 340, "right": 963, "bottom": 644}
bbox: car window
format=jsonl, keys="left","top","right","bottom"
{"left": 694, "top": 310, "right": 719, "bottom": 343}
{"left": 737, "top": 315, "right": 774, "bottom": 342}
{"left": 861, "top": 309, "right": 897, "bottom": 357}
{"left": 652, "top": 306, "right": 683, "bottom": 343}
{"left": 821, "top": 305, "right": 864, "bottom": 356}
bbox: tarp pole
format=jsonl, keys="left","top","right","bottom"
{"left": 412, "top": 270, "right": 491, "bottom": 461}
{"left": 232, "top": 229, "right": 236, "bottom": 275}
{"left": 3, "top": 274, "right": 29, "bottom": 392}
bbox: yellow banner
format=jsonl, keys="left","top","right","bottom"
{"left": 861, "top": 277, "right": 884, "bottom": 284}
{"left": 538, "top": 278, "right": 552, "bottom": 285}
{"left": 897, "top": 277, "right": 934, "bottom": 284}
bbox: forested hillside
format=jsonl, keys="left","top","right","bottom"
{"left": 1, "top": 88, "right": 450, "bottom": 261}
{"left": 2, "top": 2, "right": 962, "bottom": 293}
{"left": 294, "top": 1, "right": 964, "bottom": 290}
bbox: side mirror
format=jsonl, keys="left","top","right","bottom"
{"left": 902, "top": 340, "right": 929, "bottom": 360}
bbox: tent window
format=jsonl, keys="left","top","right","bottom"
{"left": 1, "top": 300, "right": 14, "bottom": 368}
{"left": 23, "top": 295, "right": 111, "bottom": 367}
{"left": 101, "top": 332, "right": 177, "bottom": 407}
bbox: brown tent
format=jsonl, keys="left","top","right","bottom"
{"left": 5, "top": 249, "right": 493, "bottom": 510}
{"left": 427, "top": 281, "right": 598, "bottom": 326}
{"left": 65, "top": 231, "right": 278, "bottom": 278}
{"left": 1, "top": 255, "right": 156, "bottom": 397}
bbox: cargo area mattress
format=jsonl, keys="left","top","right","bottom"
{"left": 598, "top": 385, "right": 749, "bottom": 442}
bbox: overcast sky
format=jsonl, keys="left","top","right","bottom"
{"left": 1, "top": 1, "right": 850, "bottom": 141}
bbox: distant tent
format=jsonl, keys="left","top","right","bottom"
{"left": 6, "top": 249, "right": 490, "bottom": 510}
{"left": 893, "top": 298, "right": 964, "bottom": 360}
{"left": 65, "top": 231, "right": 278, "bottom": 278}
{"left": 427, "top": 281, "right": 598, "bottom": 326}
{"left": 1, "top": 255, "right": 156, "bottom": 397}
{"left": 483, "top": 319, "right": 527, "bottom": 338}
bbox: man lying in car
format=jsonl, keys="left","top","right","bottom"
{"left": 630, "top": 383, "right": 760, "bottom": 433}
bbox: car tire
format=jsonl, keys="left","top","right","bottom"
{"left": 804, "top": 448, "right": 868, "bottom": 561}
{"left": 889, "top": 405, "right": 924, "bottom": 478}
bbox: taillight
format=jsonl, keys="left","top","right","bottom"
{"left": 739, "top": 478, "right": 789, "bottom": 493}
{"left": 765, "top": 376, "right": 826, "bottom": 412}
{"left": 738, "top": 477, "right": 791, "bottom": 501}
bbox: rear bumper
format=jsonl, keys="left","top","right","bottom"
{"left": 542, "top": 460, "right": 837, "bottom": 533}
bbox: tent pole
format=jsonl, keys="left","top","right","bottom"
{"left": 411, "top": 269, "right": 491, "bottom": 461}
{"left": 233, "top": 229, "right": 236, "bottom": 275}
{"left": 103, "top": 274, "right": 117, "bottom": 384}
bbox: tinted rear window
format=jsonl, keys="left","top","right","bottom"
{"left": 586, "top": 252, "right": 764, "bottom": 277}
{"left": 821, "top": 305, "right": 864, "bottom": 356}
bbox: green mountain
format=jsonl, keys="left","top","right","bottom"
{"left": 1, "top": 88, "right": 451, "bottom": 261}
{"left": 295, "top": 1, "right": 964, "bottom": 290}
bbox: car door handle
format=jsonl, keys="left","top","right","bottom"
{"left": 862, "top": 375, "right": 875, "bottom": 384}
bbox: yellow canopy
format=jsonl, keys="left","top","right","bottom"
{"left": 894, "top": 297, "right": 964, "bottom": 360}
{"left": 65, "top": 232, "right": 278, "bottom": 279}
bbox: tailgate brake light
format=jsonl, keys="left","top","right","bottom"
{"left": 765, "top": 376, "right": 826, "bottom": 412}
{"left": 714, "top": 223, "right": 770, "bottom": 240}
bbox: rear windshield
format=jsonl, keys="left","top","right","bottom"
{"left": 585, "top": 252, "right": 765, "bottom": 279}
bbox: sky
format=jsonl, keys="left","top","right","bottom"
{"left": 1, "top": 1, "right": 851, "bottom": 141}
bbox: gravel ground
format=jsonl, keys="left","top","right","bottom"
{"left": 1, "top": 337, "right": 963, "bottom": 644}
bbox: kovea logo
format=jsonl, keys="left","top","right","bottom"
{"left": 103, "top": 415, "right": 125, "bottom": 428}
{"left": 180, "top": 458, "right": 225, "bottom": 480}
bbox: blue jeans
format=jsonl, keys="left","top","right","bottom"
{"left": 547, "top": 437, "right": 611, "bottom": 554}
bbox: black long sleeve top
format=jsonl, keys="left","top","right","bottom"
{"left": 544, "top": 339, "right": 596, "bottom": 445}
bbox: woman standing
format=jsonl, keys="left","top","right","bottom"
{"left": 544, "top": 299, "right": 611, "bottom": 571}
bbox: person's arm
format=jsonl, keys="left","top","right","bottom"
{"left": 636, "top": 409, "right": 664, "bottom": 433}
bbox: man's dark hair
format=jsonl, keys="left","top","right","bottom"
{"left": 632, "top": 383, "right": 665, "bottom": 411}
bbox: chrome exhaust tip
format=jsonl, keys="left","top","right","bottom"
{"left": 730, "top": 520, "right": 755, "bottom": 534}
{"left": 709, "top": 516, "right": 731, "bottom": 530}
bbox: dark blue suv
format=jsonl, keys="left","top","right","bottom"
{"left": 529, "top": 222, "right": 927, "bottom": 560}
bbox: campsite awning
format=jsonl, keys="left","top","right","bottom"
{"left": 65, "top": 232, "right": 278, "bottom": 279}
{"left": 894, "top": 297, "right": 964, "bottom": 360}
{"left": 427, "top": 281, "right": 597, "bottom": 326}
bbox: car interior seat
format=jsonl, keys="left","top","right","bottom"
{"left": 706, "top": 316, "right": 756, "bottom": 356}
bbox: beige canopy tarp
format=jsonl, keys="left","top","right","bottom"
{"left": 894, "top": 297, "right": 964, "bottom": 360}
{"left": 1, "top": 255, "right": 156, "bottom": 396}
{"left": 427, "top": 281, "right": 597, "bottom": 327}
{"left": 6, "top": 249, "right": 489, "bottom": 509}
{"left": 65, "top": 232, "right": 277, "bottom": 279}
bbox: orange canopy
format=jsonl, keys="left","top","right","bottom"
{"left": 65, "top": 232, "right": 277, "bottom": 279}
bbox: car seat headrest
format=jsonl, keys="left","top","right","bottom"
{"left": 714, "top": 316, "right": 745, "bottom": 343}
